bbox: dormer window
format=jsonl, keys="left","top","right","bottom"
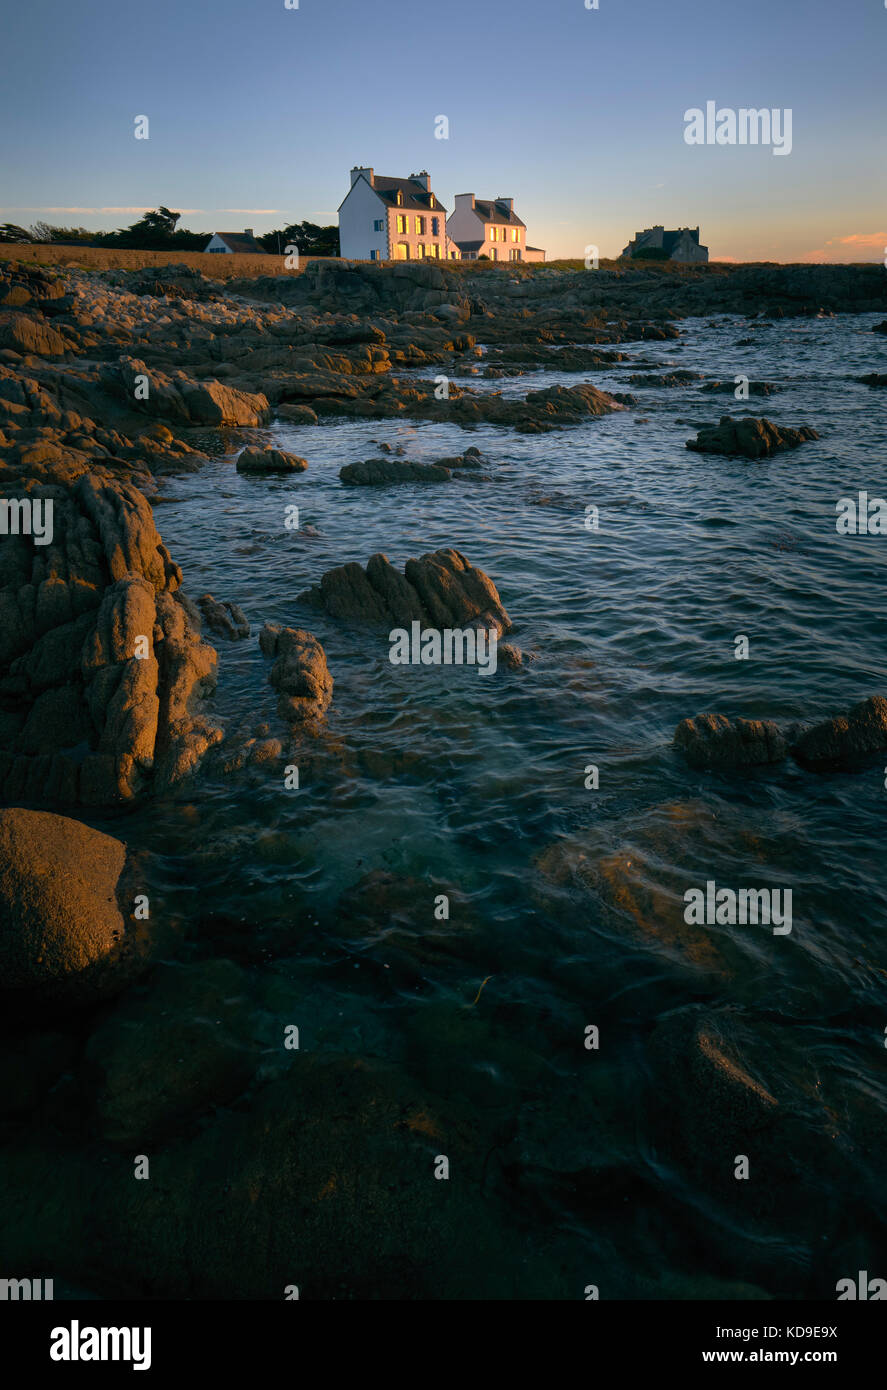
{"left": 395, "top": 190, "right": 402, "bottom": 205}
{"left": 429, "top": 194, "right": 435, "bottom": 208}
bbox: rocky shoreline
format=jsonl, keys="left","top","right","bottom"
{"left": 2, "top": 254, "right": 887, "bottom": 1298}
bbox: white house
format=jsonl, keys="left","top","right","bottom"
{"left": 621, "top": 226, "right": 709, "bottom": 263}
{"left": 446, "top": 195, "right": 545, "bottom": 263}
{"left": 204, "top": 228, "right": 263, "bottom": 254}
{"left": 338, "top": 168, "right": 448, "bottom": 261}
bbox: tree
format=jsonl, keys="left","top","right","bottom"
{"left": 100, "top": 207, "right": 206, "bottom": 250}
{"left": 258, "top": 221, "right": 339, "bottom": 257}
{"left": 0, "top": 223, "right": 35, "bottom": 243}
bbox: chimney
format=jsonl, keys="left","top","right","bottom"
{"left": 497, "top": 197, "right": 513, "bottom": 213}
{"left": 411, "top": 170, "right": 430, "bottom": 190}
{"left": 351, "top": 166, "right": 374, "bottom": 186}
{"left": 455, "top": 193, "right": 476, "bottom": 211}
{"left": 244, "top": 228, "right": 253, "bottom": 238}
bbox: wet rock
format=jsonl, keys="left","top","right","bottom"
{"left": 791, "top": 695, "right": 887, "bottom": 770}
{"left": 260, "top": 623, "right": 333, "bottom": 723}
{"left": 857, "top": 372, "right": 887, "bottom": 387}
{"left": 276, "top": 402, "right": 319, "bottom": 425}
{"left": 686, "top": 415, "right": 819, "bottom": 459}
{"left": 700, "top": 379, "right": 780, "bottom": 396}
{"left": 628, "top": 370, "right": 704, "bottom": 387}
{"left": 299, "top": 548, "right": 511, "bottom": 634}
{"left": 340, "top": 457, "right": 452, "bottom": 486}
{"left": 236, "top": 446, "right": 307, "bottom": 474}
{"left": 433, "top": 447, "right": 484, "bottom": 469}
{"left": 498, "top": 641, "right": 523, "bottom": 669}
{"left": 0, "top": 808, "right": 141, "bottom": 1005}
{"left": 872, "top": 320, "right": 887, "bottom": 334}
{"left": 197, "top": 593, "right": 250, "bottom": 640}
{"left": 674, "top": 713, "right": 788, "bottom": 769}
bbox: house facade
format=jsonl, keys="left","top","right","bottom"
{"left": 338, "top": 168, "right": 448, "bottom": 261}
{"left": 204, "top": 229, "right": 263, "bottom": 254}
{"left": 446, "top": 194, "right": 545, "bottom": 262}
{"left": 621, "top": 226, "right": 709, "bottom": 263}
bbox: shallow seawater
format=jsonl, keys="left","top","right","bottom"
{"left": 85, "top": 313, "right": 887, "bottom": 1295}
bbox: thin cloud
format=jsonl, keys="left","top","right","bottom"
{"left": 214, "top": 208, "right": 282, "bottom": 216}
{"left": 1, "top": 206, "right": 205, "bottom": 216}
{"left": 799, "top": 232, "right": 886, "bottom": 263}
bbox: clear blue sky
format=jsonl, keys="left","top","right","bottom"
{"left": 2, "top": 0, "right": 884, "bottom": 261}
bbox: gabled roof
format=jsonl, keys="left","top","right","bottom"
{"left": 454, "top": 239, "right": 485, "bottom": 252}
{"left": 340, "top": 174, "right": 446, "bottom": 216}
{"left": 470, "top": 199, "right": 526, "bottom": 228}
{"left": 208, "top": 232, "right": 262, "bottom": 253}
{"left": 661, "top": 228, "right": 700, "bottom": 253}
{"left": 371, "top": 176, "right": 447, "bottom": 215}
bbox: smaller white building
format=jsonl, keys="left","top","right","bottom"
{"left": 446, "top": 195, "right": 545, "bottom": 262}
{"left": 204, "top": 228, "right": 263, "bottom": 254}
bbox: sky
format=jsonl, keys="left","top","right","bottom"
{"left": 2, "top": 0, "right": 885, "bottom": 262}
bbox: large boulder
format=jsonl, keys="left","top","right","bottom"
{"left": 0, "top": 809, "right": 140, "bottom": 1005}
{"left": 674, "top": 713, "right": 788, "bottom": 769}
{"left": 298, "top": 548, "right": 511, "bottom": 633}
{"left": 791, "top": 696, "right": 887, "bottom": 770}
{"left": 0, "top": 312, "right": 69, "bottom": 359}
{"left": 236, "top": 447, "right": 307, "bottom": 474}
{"left": 686, "top": 415, "right": 819, "bottom": 459}
{"left": 259, "top": 624, "right": 333, "bottom": 723}
{"left": 104, "top": 358, "right": 269, "bottom": 428}
{"left": 0, "top": 472, "right": 221, "bottom": 805}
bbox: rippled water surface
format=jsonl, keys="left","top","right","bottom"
{"left": 91, "top": 313, "right": 887, "bottom": 1295}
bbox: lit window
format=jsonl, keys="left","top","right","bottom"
{"left": 415, "top": 216, "right": 425, "bottom": 234}
{"left": 397, "top": 215, "right": 407, "bottom": 234}
{"left": 396, "top": 243, "right": 409, "bottom": 260}
{"left": 432, "top": 243, "right": 440, "bottom": 258}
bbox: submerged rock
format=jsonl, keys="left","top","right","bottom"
{"left": 791, "top": 695, "right": 887, "bottom": 770}
{"left": 196, "top": 593, "right": 249, "bottom": 640}
{"left": 298, "top": 547, "right": 511, "bottom": 634}
{"left": 236, "top": 446, "right": 307, "bottom": 473}
{"left": 259, "top": 623, "right": 333, "bottom": 723}
{"left": 686, "top": 415, "right": 819, "bottom": 458}
{"left": 700, "top": 379, "right": 780, "bottom": 396}
{"left": 84, "top": 958, "right": 258, "bottom": 1145}
{"left": 857, "top": 372, "right": 887, "bottom": 387}
{"left": 0, "top": 808, "right": 141, "bottom": 1005}
{"left": 674, "top": 714, "right": 788, "bottom": 769}
{"left": 340, "top": 457, "right": 452, "bottom": 486}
